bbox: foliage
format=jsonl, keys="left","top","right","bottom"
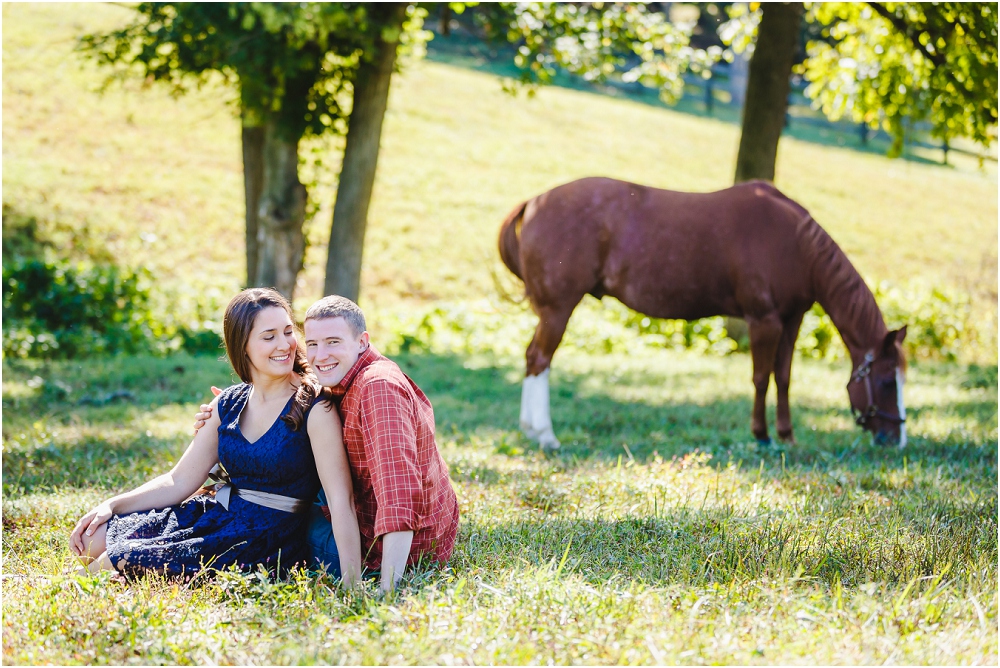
{"left": 716, "top": 2, "right": 763, "bottom": 60}
{"left": 797, "top": 281, "right": 998, "bottom": 362}
{"left": 475, "top": 2, "right": 720, "bottom": 101}
{"left": 78, "top": 1, "right": 434, "bottom": 158}
{"left": 963, "top": 363, "right": 998, "bottom": 389}
{"left": 1, "top": 202, "right": 222, "bottom": 359}
{"left": 801, "top": 2, "right": 999, "bottom": 155}
{"left": 1, "top": 256, "right": 223, "bottom": 359}
{"left": 2, "top": 347, "right": 996, "bottom": 663}
{"left": 2, "top": 258, "right": 167, "bottom": 359}
{"left": 373, "top": 276, "right": 996, "bottom": 367}
{"left": 78, "top": 3, "right": 368, "bottom": 138}
{"left": 478, "top": 2, "right": 997, "bottom": 156}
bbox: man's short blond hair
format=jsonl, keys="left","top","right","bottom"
{"left": 304, "top": 295, "right": 366, "bottom": 337}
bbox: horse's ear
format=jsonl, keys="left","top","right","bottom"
{"left": 882, "top": 326, "right": 907, "bottom": 353}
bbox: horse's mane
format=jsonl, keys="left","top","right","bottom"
{"left": 796, "top": 216, "right": 887, "bottom": 354}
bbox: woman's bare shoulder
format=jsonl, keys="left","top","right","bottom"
{"left": 307, "top": 397, "right": 342, "bottom": 432}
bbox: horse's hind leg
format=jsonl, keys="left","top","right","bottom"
{"left": 746, "top": 313, "right": 782, "bottom": 444}
{"left": 521, "top": 302, "right": 577, "bottom": 450}
{"left": 773, "top": 310, "right": 806, "bottom": 443}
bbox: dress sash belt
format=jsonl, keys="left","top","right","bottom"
{"left": 202, "top": 463, "right": 310, "bottom": 514}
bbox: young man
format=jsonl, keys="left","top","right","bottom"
{"left": 303, "top": 295, "right": 459, "bottom": 591}
{"left": 197, "top": 295, "right": 460, "bottom": 592}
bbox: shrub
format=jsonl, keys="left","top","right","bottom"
{"left": 374, "top": 278, "right": 996, "bottom": 365}
{"left": 962, "top": 363, "right": 998, "bottom": 390}
{"left": 1, "top": 258, "right": 222, "bottom": 359}
{"left": 3, "top": 258, "right": 160, "bottom": 358}
{"left": 795, "top": 282, "right": 998, "bottom": 362}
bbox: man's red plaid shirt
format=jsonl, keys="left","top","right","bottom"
{"left": 322, "top": 344, "right": 459, "bottom": 571}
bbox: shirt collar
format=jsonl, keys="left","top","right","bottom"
{"left": 328, "top": 344, "right": 381, "bottom": 398}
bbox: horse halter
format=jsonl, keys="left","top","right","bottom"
{"left": 849, "top": 352, "right": 906, "bottom": 428}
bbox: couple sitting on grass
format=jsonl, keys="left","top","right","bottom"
{"left": 70, "top": 288, "right": 460, "bottom": 593}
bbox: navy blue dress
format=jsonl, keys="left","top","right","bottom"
{"left": 105, "top": 383, "right": 320, "bottom": 577}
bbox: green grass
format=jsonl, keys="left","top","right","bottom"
{"left": 3, "top": 351, "right": 997, "bottom": 664}
{"left": 3, "top": 4, "right": 998, "bottom": 664}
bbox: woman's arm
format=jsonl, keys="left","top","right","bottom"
{"left": 308, "top": 403, "right": 362, "bottom": 586}
{"left": 69, "top": 395, "right": 223, "bottom": 555}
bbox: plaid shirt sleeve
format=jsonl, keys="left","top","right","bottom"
{"left": 359, "top": 377, "right": 423, "bottom": 537}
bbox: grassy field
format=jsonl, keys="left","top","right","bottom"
{"left": 3, "top": 350, "right": 997, "bottom": 664}
{"left": 3, "top": 3, "right": 998, "bottom": 665}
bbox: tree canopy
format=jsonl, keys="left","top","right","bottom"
{"left": 475, "top": 2, "right": 717, "bottom": 102}
{"left": 80, "top": 3, "right": 373, "bottom": 138}
{"left": 485, "top": 2, "right": 997, "bottom": 156}
{"left": 801, "top": 2, "right": 998, "bottom": 154}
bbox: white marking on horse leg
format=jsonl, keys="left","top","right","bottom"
{"left": 520, "top": 375, "right": 535, "bottom": 437}
{"left": 896, "top": 368, "right": 907, "bottom": 448}
{"left": 521, "top": 368, "right": 559, "bottom": 449}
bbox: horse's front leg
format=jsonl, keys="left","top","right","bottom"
{"left": 747, "top": 314, "right": 782, "bottom": 444}
{"left": 521, "top": 304, "right": 576, "bottom": 451}
{"left": 773, "top": 310, "right": 805, "bottom": 443}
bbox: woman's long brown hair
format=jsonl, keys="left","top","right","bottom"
{"left": 222, "top": 288, "right": 317, "bottom": 431}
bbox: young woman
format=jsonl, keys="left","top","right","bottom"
{"left": 69, "top": 288, "right": 362, "bottom": 583}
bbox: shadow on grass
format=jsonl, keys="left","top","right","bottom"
{"left": 454, "top": 491, "right": 998, "bottom": 589}
{"left": 2, "top": 433, "right": 180, "bottom": 496}
{"left": 402, "top": 351, "right": 996, "bottom": 463}
{"left": 2, "top": 350, "right": 996, "bottom": 602}
{"left": 3, "top": 350, "right": 996, "bottom": 493}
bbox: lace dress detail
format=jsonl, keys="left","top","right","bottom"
{"left": 104, "top": 384, "right": 320, "bottom": 577}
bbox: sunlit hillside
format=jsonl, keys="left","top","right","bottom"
{"left": 4, "top": 3, "right": 997, "bottom": 320}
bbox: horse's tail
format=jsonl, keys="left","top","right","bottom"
{"left": 498, "top": 200, "right": 528, "bottom": 282}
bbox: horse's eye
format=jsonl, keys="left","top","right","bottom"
{"left": 880, "top": 378, "right": 896, "bottom": 389}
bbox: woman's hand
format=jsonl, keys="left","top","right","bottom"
{"left": 192, "top": 386, "right": 222, "bottom": 432}
{"left": 69, "top": 501, "right": 114, "bottom": 557}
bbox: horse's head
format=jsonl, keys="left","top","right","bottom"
{"left": 847, "top": 326, "right": 908, "bottom": 446}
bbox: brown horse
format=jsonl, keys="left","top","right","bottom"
{"left": 498, "top": 177, "right": 908, "bottom": 449}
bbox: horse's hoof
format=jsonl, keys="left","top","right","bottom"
{"left": 755, "top": 437, "right": 773, "bottom": 447}
{"left": 777, "top": 433, "right": 796, "bottom": 445}
{"left": 539, "top": 431, "right": 561, "bottom": 453}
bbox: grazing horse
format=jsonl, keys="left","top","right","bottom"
{"left": 498, "top": 177, "right": 908, "bottom": 449}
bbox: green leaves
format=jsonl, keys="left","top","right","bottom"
{"left": 78, "top": 3, "right": 429, "bottom": 140}
{"left": 800, "top": 3, "right": 998, "bottom": 154}
{"left": 486, "top": 2, "right": 997, "bottom": 154}
{"left": 482, "top": 3, "right": 715, "bottom": 103}
{"left": 2, "top": 258, "right": 159, "bottom": 358}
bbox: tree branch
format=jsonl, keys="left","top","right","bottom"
{"left": 867, "top": 1, "right": 972, "bottom": 98}
{"left": 866, "top": 2, "right": 946, "bottom": 68}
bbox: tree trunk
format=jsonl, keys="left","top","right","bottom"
{"left": 241, "top": 120, "right": 265, "bottom": 288}
{"left": 323, "top": 3, "right": 408, "bottom": 303}
{"left": 727, "top": 3, "right": 802, "bottom": 344}
{"left": 256, "top": 119, "right": 307, "bottom": 300}
{"left": 441, "top": 4, "right": 451, "bottom": 36}
{"left": 733, "top": 2, "right": 803, "bottom": 183}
